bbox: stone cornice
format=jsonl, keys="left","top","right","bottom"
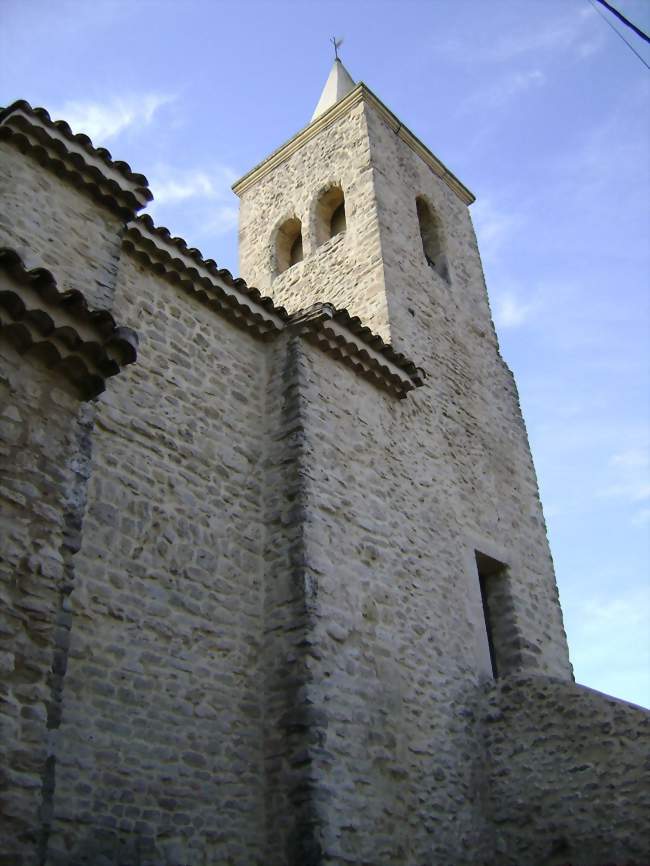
{"left": 0, "top": 248, "right": 138, "bottom": 400}
{"left": 232, "top": 83, "right": 475, "bottom": 206}
{"left": 0, "top": 101, "right": 152, "bottom": 219}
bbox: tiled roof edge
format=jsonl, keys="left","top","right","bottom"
{"left": 0, "top": 100, "right": 152, "bottom": 217}
{"left": 124, "top": 216, "right": 288, "bottom": 337}
{"left": 289, "top": 303, "right": 425, "bottom": 398}
{"left": 0, "top": 247, "right": 138, "bottom": 400}
{"left": 124, "top": 219, "right": 424, "bottom": 398}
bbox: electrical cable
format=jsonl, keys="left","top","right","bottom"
{"left": 589, "top": 0, "right": 650, "bottom": 70}
{"left": 593, "top": 0, "right": 650, "bottom": 44}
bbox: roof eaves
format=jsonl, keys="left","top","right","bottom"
{"left": 0, "top": 247, "right": 138, "bottom": 400}
{"left": 0, "top": 100, "right": 152, "bottom": 218}
{"left": 123, "top": 216, "right": 287, "bottom": 338}
{"left": 289, "top": 303, "right": 425, "bottom": 399}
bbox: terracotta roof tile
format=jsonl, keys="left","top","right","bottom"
{"left": 124, "top": 219, "right": 424, "bottom": 398}
{"left": 288, "top": 304, "right": 425, "bottom": 398}
{"left": 124, "top": 216, "right": 288, "bottom": 337}
{"left": 134, "top": 215, "right": 287, "bottom": 317}
{"left": 0, "top": 100, "right": 151, "bottom": 217}
{"left": 0, "top": 248, "right": 138, "bottom": 399}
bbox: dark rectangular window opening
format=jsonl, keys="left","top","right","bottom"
{"left": 475, "top": 551, "right": 507, "bottom": 678}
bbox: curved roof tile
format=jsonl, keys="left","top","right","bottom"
{"left": 134, "top": 215, "right": 287, "bottom": 317}
{"left": 125, "top": 218, "right": 424, "bottom": 397}
{"left": 0, "top": 100, "right": 151, "bottom": 217}
{"left": 0, "top": 100, "right": 149, "bottom": 187}
{"left": 0, "top": 248, "right": 138, "bottom": 399}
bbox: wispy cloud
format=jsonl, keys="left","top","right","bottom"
{"left": 201, "top": 205, "right": 239, "bottom": 235}
{"left": 150, "top": 166, "right": 237, "bottom": 206}
{"left": 146, "top": 164, "right": 240, "bottom": 240}
{"left": 599, "top": 448, "right": 650, "bottom": 512}
{"left": 471, "top": 198, "right": 524, "bottom": 261}
{"left": 566, "top": 583, "right": 650, "bottom": 707}
{"left": 51, "top": 93, "right": 175, "bottom": 142}
{"left": 459, "top": 68, "right": 545, "bottom": 115}
{"left": 578, "top": 586, "right": 649, "bottom": 635}
{"left": 439, "top": 6, "right": 603, "bottom": 66}
{"left": 632, "top": 507, "right": 650, "bottom": 528}
{"left": 493, "top": 291, "right": 539, "bottom": 329}
{"left": 611, "top": 449, "right": 649, "bottom": 471}
{"left": 479, "top": 6, "right": 602, "bottom": 64}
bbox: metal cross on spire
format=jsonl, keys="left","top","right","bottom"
{"left": 331, "top": 36, "right": 343, "bottom": 61}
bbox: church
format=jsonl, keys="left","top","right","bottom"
{"left": 0, "top": 58, "right": 647, "bottom": 866}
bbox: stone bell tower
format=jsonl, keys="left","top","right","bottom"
{"left": 234, "top": 59, "right": 573, "bottom": 680}
{"left": 236, "top": 58, "right": 484, "bottom": 358}
{"left": 234, "top": 61, "right": 575, "bottom": 864}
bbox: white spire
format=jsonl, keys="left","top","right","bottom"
{"left": 311, "top": 59, "right": 356, "bottom": 122}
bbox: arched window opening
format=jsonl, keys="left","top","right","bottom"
{"left": 416, "top": 196, "right": 448, "bottom": 281}
{"left": 275, "top": 217, "right": 304, "bottom": 275}
{"left": 314, "top": 185, "right": 346, "bottom": 247}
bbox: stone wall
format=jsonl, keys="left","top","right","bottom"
{"left": 360, "top": 100, "right": 572, "bottom": 680}
{"left": 0, "top": 338, "right": 91, "bottom": 866}
{"left": 0, "top": 142, "right": 124, "bottom": 310}
{"left": 260, "top": 333, "right": 325, "bottom": 865}
{"left": 284, "top": 337, "right": 494, "bottom": 864}
{"left": 483, "top": 675, "right": 650, "bottom": 866}
{"left": 45, "top": 250, "right": 270, "bottom": 866}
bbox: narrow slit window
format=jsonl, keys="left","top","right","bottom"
{"left": 474, "top": 551, "right": 509, "bottom": 678}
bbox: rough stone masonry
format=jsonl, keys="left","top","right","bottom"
{"left": 0, "top": 62, "right": 648, "bottom": 866}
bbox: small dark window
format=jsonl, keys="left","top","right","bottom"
{"left": 476, "top": 552, "right": 500, "bottom": 677}
{"left": 275, "top": 217, "right": 303, "bottom": 275}
{"left": 315, "top": 185, "right": 346, "bottom": 247}
{"left": 416, "top": 196, "right": 448, "bottom": 281}
{"left": 474, "top": 551, "right": 513, "bottom": 678}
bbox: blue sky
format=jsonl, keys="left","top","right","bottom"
{"left": 2, "top": 0, "right": 649, "bottom": 707}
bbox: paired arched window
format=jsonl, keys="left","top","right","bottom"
{"left": 314, "top": 185, "right": 346, "bottom": 247}
{"left": 275, "top": 217, "right": 303, "bottom": 275}
{"left": 274, "top": 187, "right": 347, "bottom": 276}
{"left": 416, "top": 196, "right": 448, "bottom": 281}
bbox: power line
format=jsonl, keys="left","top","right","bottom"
{"left": 593, "top": 0, "right": 650, "bottom": 44}
{"left": 589, "top": 0, "right": 650, "bottom": 70}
